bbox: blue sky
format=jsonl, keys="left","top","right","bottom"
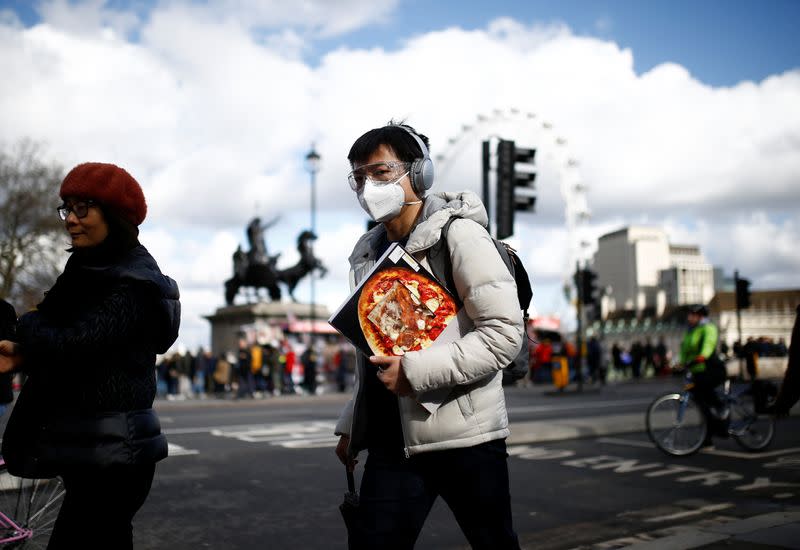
{"left": 5, "top": 0, "right": 800, "bottom": 85}
{"left": 332, "top": 0, "right": 800, "bottom": 86}
{"left": 1, "top": 0, "right": 798, "bottom": 349}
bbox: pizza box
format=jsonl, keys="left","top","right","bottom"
{"left": 328, "top": 241, "right": 466, "bottom": 359}
{"left": 328, "top": 242, "right": 469, "bottom": 412}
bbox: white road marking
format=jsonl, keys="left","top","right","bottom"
{"left": 167, "top": 442, "right": 199, "bottom": 456}
{"left": 210, "top": 421, "right": 338, "bottom": 448}
{"left": 597, "top": 437, "right": 654, "bottom": 449}
{"left": 696, "top": 447, "right": 800, "bottom": 459}
{"left": 643, "top": 502, "right": 735, "bottom": 523}
{"left": 507, "top": 398, "right": 652, "bottom": 414}
{"left": 598, "top": 437, "right": 800, "bottom": 459}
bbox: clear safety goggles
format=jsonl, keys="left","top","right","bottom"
{"left": 348, "top": 161, "right": 411, "bottom": 192}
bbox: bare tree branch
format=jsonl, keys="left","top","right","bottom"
{"left": 0, "top": 139, "right": 66, "bottom": 311}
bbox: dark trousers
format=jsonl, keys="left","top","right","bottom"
{"left": 49, "top": 463, "right": 156, "bottom": 550}
{"left": 350, "top": 439, "right": 519, "bottom": 550}
{"left": 691, "top": 368, "right": 727, "bottom": 443}
{"left": 691, "top": 368, "right": 726, "bottom": 410}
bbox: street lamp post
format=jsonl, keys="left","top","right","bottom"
{"left": 305, "top": 145, "right": 321, "bottom": 343}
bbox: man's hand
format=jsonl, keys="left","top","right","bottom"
{"left": 335, "top": 435, "right": 358, "bottom": 472}
{"left": 371, "top": 356, "right": 413, "bottom": 397}
{"left": 0, "top": 340, "right": 22, "bottom": 374}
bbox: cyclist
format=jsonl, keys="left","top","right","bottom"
{"left": 678, "top": 304, "right": 728, "bottom": 447}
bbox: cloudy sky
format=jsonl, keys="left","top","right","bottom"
{"left": 1, "top": 0, "right": 798, "bottom": 351}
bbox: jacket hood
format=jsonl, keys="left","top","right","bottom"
{"left": 105, "top": 246, "right": 181, "bottom": 353}
{"left": 348, "top": 190, "right": 487, "bottom": 266}
{"left": 407, "top": 190, "right": 487, "bottom": 253}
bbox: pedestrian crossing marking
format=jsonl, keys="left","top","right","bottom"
{"left": 168, "top": 442, "right": 199, "bottom": 456}
{"left": 211, "top": 421, "right": 339, "bottom": 448}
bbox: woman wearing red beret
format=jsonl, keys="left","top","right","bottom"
{"left": 0, "top": 162, "right": 180, "bottom": 549}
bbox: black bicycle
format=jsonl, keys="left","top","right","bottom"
{"left": 646, "top": 373, "right": 776, "bottom": 456}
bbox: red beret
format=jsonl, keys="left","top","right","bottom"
{"left": 60, "top": 162, "right": 147, "bottom": 226}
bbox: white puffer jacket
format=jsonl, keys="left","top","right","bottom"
{"left": 335, "top": 191, "right": 524, "bottom": 457}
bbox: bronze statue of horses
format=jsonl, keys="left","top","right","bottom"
{"left": 224, "top": 227, "right": 327, "bottom": 305}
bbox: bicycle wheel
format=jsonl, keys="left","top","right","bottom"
{"left": 730, "top": 391, "right": 775, "bottom": 451}
{"left": 0, "top": 467, "right": 64, "bottom": 548}
{"left": 646, "top": 392, "right": 708, "bottom": 456}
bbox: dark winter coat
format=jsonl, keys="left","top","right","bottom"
{"left": 2, "top": 243, "right": 180, "bottom": 477}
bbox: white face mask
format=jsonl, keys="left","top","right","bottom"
{"left": 357, "top": 173, "right": 420, "bottom": 223}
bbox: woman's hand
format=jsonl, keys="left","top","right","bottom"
{"left": 371, "top": 355, "right": 413, "bottom": 397}
{"left": 0, "top": 340, "right": 22, "bottom": 373}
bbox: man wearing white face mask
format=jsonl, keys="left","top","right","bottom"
{"left": 334, "top": 122, "right": 523, "bottom": 550}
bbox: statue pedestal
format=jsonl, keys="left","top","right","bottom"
{"left": 205, "top": 301, "right": 332, "bottom": 355}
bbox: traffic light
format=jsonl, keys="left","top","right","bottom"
{"left": 580, "top": 268, "right": 599, "bottom": 306}
{"left": 735, "top": 274, "right": 751, "bottom": 310}
{"left": 495, "top": 139, "right": 537, "bottom": 240}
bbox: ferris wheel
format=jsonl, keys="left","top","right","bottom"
{"left": 432, "top": 108, "right": 592, "bottom": 300}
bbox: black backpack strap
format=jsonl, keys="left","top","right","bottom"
{"left": 504, "top": 245, "right": 533, "bottom": 315}
{"left": 428, "top": 217, "right": 533, "bottom": 316}
{"left": 427, "top": 217, "right": 463, "bottom": 308}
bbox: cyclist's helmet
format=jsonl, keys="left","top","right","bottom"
{"left": 688, "top": 304, "right": 709, "bottom": 316}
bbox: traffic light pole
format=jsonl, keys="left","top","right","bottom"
{"left": 735, "top": 269, "right": 743, "bottom": 378}
{"left": 575, "top": 262, "right": 584, "bottom": 393}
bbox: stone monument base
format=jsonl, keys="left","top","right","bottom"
{"left": 205, "top": 301, "right": 332, "bottom": 355}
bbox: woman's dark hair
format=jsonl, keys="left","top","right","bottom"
{"left": 347, "top": 121, "right": 430, "bottom": 165}
{"left": 103, "top": 206, "right": 141, "bottom": 251}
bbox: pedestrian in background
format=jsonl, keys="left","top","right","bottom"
{"left": 236, "top": 336, "right": 253, "bottom": 399}
{"left": 301, "top": 342, "right": 319, "bottom": 395}
{"left": 630, "top": 340, "right": 643, "bottom": 379}
{"left": 334, "top": 122, "right": 522, "bottom": 549}
{"left": 174, "top": 345, "right": 194, "bottom": 399}
{"left": 654, "top": 337, "right": 669, "bottom": 376}
{"left": 773, "top": 305, "right": 799, "bottom": 416}
{"left": 611, "top": 342, "right": 623, "bottom": 378}
{"left": 587, "top": 336, "right": 603, "bottom": 385}
{"left": 281, "top": 338, "right": 296, "bottom": 394}
{"left": 264, "top": 341, "right": 282, "bottom": 395}
{"left": 0, "top": 162, "right": 180, "bottom": 549}
{"left": 213, "top": 352, "right": 234, "bottom": 397}
{"left": 193, "top": 347, "right": 215, "bottom": 398}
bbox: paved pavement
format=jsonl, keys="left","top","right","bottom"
{"left": 155, "top": 377, "right": 800, "bottom": 550}
{"left": 505, "top": 380, "right": 800, "bottom": 550}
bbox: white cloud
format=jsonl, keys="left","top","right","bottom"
{"left": 1, "top": 5, "right": 798, "bottom": 349}
{"left": 37, "top": 0, "right": 141, "bottom": 38}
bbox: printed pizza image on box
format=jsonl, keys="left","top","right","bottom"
{"left": 329, "top": 243, "right": 460, "bottom": 358}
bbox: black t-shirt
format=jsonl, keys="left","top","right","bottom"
{"left": 363, "top": 233, "right": 408, "bottom": 455}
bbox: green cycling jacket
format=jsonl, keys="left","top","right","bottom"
{"left": 679, "top": 321, "right": 719, "bottom": 373}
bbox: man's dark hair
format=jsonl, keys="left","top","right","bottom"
{"left": 347, "top": 121, "right": 430, "bottom": 165}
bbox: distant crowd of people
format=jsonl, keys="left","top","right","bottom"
{"left": 156, "top": 335, "right": 357, "bottom": 400}
{"left": 609, "top": 338, "right": 671, "bottom": 379}
{"left": 527, "top": 333, "right": 672, "bottom": 385}
{"left": 526, "top": 330, "right": 791, "bottom": 388}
